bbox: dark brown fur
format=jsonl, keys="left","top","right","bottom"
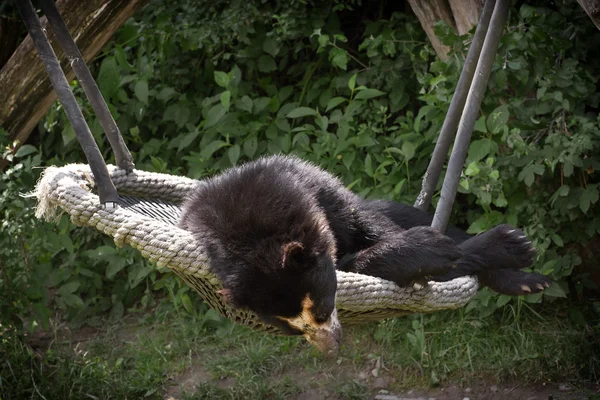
{"left": 179, "top": 155, "right": 550, "bottom": 348}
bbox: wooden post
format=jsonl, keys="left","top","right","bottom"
{"left": 0, "top": 0, "right": 147, "bottom": 168}
{"left": 577, "top": 0, "right": 600, "bottom": 30}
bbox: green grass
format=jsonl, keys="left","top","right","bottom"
{"left": 1, "top": 301, "right": 598, "bottom": 400}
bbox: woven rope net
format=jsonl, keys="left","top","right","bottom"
{"left": 33, "top": 164, "right": 479, "bottom": 332}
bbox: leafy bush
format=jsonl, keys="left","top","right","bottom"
{"left": 1, "top": 0, "right": 600, "bottom": 330}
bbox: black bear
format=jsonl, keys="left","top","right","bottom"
{"left": 178, "top": 155, "right": 550, "bottom": 353}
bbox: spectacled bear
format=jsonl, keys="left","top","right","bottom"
{"left": 178, "top": 155, "right": 551, "bottom": 354}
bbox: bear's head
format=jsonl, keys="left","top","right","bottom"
{"left": 214, "top": 214, "right": 341, "bottom": 354}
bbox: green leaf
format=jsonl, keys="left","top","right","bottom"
{"left": 181, "top": 294, "right": 194, "bottom": 314}
{"left": 57, "top": 281, "right": 80, "bottom": 296}
{"left": 496, "top": 295, "right": 512, "bottom": 307}
{"left": 97, "top": 57, "right": 120, "bottom": 99}
{"left": 354, "top": 89, "right": 386, "bottom": 100}
{"left": 204, "top": 104, "right": 226, "bottom": 129}
{"left": 275, "top": 118, "right": 290, "bottom": 132}
{"left": 114, "top": 45, "right": 132, "bottom": 71}
{"left": 465, "top": 162, "right": 480, "bottom": 176}
{"left": 231, "top": 65, "right": 242, "bottom": 87}
{"left": 257, "top": 55, "right": 277, "bottom": 72}
{"left": 329, "top": 47, "right": 349, "bottom": 70}
{"left": 262, "top": 37, "right": 279, "bottom": 57}
{"left": 551, "top": 233, "right": 564, "bottom": 247}
{"left": 518, "top": 164, "right": 537, "bottom": 187}
{"left": 544, "top": 282, "right": 567, "bottom": 298}
{"left": 474, "top": 116, "right": 487, "bottom": 133}
{"left": 253, "top": 97, "right": 271, "bottom": 114}
{"left": 164, "top": 103, "right": 190, "bottom": 128}
{"left": 486, "top": 105, "right": 510, "bottom": 134}
{"left": 200, "top": 140, "right": 228, "bottom": 160}
{"left": 134, "top": 80, "right": 149, "bottom": 105}
{"left": 61, "top": 293, "right": 84, "bottom": 308}
{"left": 128, "top": 264, "right": 150, "bottom": 288}
{"left": 326, "top": 97, "right": 346, "bottom": 112}
{"left": 536, "top": 86, "right": 547, "bottom": 99}
{"left": 228, "top": 144, "right": 240, "bottom": 165}
{"left": 364, "top": 154, "right": 373, "bottom": 177}
{"left": 279, "top": 86, "right": 294, "bottom": 103}
{"left": 220, "top": 90, "right": 231, "bottom": 110}
{"left": 214, "top": 71, "right": 230, "bottom": 88}
{"left": 466, "top": 211, "right": 504, "bottom": 234}
{"left": 580, "top": 185, "right": 599, "bottom": 213}
{"left": 468, "top": 139, "right": 494, "bottom": 162}
{"left": 348, "top": 74, "right": 357, "bottom": 91}
{"left": 237, "top": 96, "right": 253, "bottom": 113}
{"left": 244, "top": 136, "right": 258, "bottom": 158}
{"left": 61, "top": 125, "right": 75, "bottom": 146}
{"left": 178, "top": 130, "right": 200, "bottom": 152}
{"left": 14, "top": 145, "right": 37, "bottom": 158}
{"left": 286, "top": 107, "right": 317, "bottom": 118}
{"left": 157, "top": 87, "right": 178, "bottom": 101}
{"left": 106, "top": 260, "right": 127, "bottom": 279}
{"left": 402, "top": 142, "right": 415, "bottom": 161}
{"left": 317, "top": 33, "right": 330, "bottom": 48}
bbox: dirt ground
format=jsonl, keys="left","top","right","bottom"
{"left": 159, "top": 354, "right": 598, "bottom": 400}
{"left": 28, "top": 321, "right": 599, "bottom": 400}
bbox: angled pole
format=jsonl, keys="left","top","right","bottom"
{"left": 15, "top": 0, "right": 119, "bottom": 205}
{"left": 39, "top": 0, "right": 135, "bottom": 172}
{"left": 414, "top": 0, "right": 497, "bottom": 212}
{"left": 431, "top": 0, "right": 509, "bottom": 233}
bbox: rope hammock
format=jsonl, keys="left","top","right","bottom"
{"left": 34, "top": 164, "right": 479, "bottom": 329}
{"left": 18, "top": 0, "right": 508, "bottom": 334}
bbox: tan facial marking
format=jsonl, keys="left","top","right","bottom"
{"left": 277, "top": 293, "right": 342, "bottom": 355}
{"left": 277, "top": 294, "right": 319, "bottom": 332}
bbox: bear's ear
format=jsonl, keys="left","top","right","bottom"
{"left": 282, "top": 241, "right": 305, "bottom": 269}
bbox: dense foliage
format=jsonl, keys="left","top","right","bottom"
{"left": 1, "top": 0, "right": 600, "bottom": 335}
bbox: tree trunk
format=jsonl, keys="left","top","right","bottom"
{"left": 408, "top": 0, "right": 486, "bottom": 60}
{"left": 0, "top": 16, "right": 21, "bottom": 69}
{"left": 577, "top": 0, "right": 600, "bottom": 30}
{"left": 407, "top": 0, "right": 456, "bottom": 60}
{"left": 449, "top": 0, "right": 484, "bottom": 35}
{"left": 0, "top": 0, "right": 147, "bottom": 162}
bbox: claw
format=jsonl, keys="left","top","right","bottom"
{"left": 520, "top": 284, "right": 531, "bottom": 293}
{"left": 518, "top": 235, "right": 527, "bottom": 239}
{"left": 543, "top": 281, "right": 551, "bottom": 288}
{"left": 507, "top": 229, "right": 516, "bottom": 234}
{"left": 536, "top": 283, "right": 545, "bottom": 290}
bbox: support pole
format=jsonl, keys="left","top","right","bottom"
{"left": 414, "top": 0, "right": 496, "bottom": 212}
{"left": 39, "top": 0, "right": 134, "bottom": 172}
{"left": 15, "top": 0, "right": 119, "bottom": 205}
{"left": 431, "top": 0, "right": 509, "bottom": 233}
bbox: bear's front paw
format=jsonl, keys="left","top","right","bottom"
{"left": 401, "top": 226, "right": 462, "bottom": 278}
